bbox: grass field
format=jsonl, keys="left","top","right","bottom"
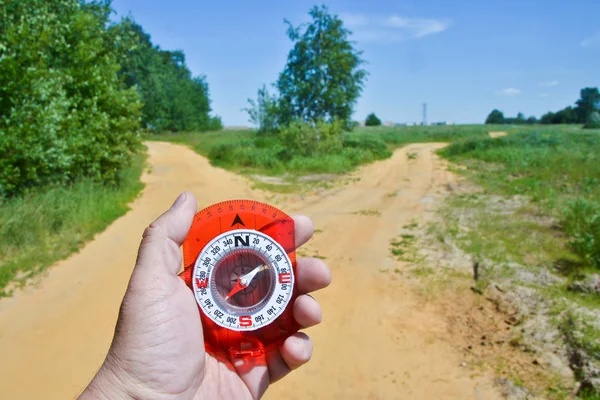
{"left": 432, "top": 125, "right": 600, "bottom": 393}
{"left": 148, "top": 124, "right": 513, "bottom": 178}
{"left": 440, "top": 126, "right": 600, "bottom": 268}
{"left": 0, "top": 152, "right": 146, "bottom": 296}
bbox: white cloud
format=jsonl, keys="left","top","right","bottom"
{"left": 340, "top": 13, "right": 369, "bottom": 29}
{"left": 538, "top": 80, "right": 559, "bottom": 87}
{"left": 582, "top": 32, "right": 600, "bottom": 47}
{"left": 497, "top": 88, "right": 521, "bottom": 96}
{"left": 341, "top": 13, "right": 451, "bottom": 43}
{"left": 384, "top": 15, "right": 450, "bottom": 38}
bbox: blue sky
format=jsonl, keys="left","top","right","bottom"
{"left": 112, "top": 0, "right": 600, "bottom": 126}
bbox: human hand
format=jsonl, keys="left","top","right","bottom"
{"left": 79, "top": 192, "right": 331, "bottom": 400}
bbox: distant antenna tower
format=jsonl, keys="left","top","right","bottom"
{"left": 422, "top": 103, "right": 427, "bottom": 126}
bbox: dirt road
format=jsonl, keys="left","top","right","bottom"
{"left": 0, "top": 142, "right": 502, "bottom": 399}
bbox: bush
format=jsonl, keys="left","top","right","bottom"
{"left": 365, "top": 113, "right": 382, "bottom": 126}
{"left": 0, "top": 0, "right": 142, "bottom": 197}
{"left": 584, "top": 112, "right": 600, "bottom": 129}
{"left": 343, "top": 134, "right": 391, "bottom": 159}
{"left": 279, "top": 119, "right": 343, "bottom": 156}
{"left": 562, "top": 199, "right": 600, "bottom": 268}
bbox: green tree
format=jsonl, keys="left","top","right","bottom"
{"left": 540, "top": 107, "right": 578, "bottom": 124}
{"left": 516, "top": 112, "right": 525, "bottom": 123}
{"left": 365, "top": 113, "right": 382, "bottom": 126}
{"left": 527, "top": 116, "right": 538, "bottom": 124}
{"left": 276, "top": 5, "right": 367, "bottom": 128}
{"left": 110, "top": 18, "right": 221, "bottom": 132}
{"left": 485, "top": 109, "right": 505, "bottom": 124}
{"left": 244, "top": 85, "right": 279, "bottom": 134}
{"left": 584, "top": 111, "right": 600, "bottom": 129}
{"left": 575, "top": 87, "right": 600, "bottom": 123}
{"left": 0, "top": 0, "right": 141, "bottom": 197}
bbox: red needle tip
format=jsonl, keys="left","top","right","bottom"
{"left": 225, "top": 279, "right": 248, "bottom": 301}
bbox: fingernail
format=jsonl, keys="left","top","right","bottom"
{"left": 171, "top": 192, "right": 187, "bottom": 210}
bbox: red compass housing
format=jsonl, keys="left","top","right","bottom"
{"left": 180, "top": 200, "right": 299, "bottom": 358}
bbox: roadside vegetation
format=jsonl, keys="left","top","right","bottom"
{"left": 152, "top": 124, "right": 504, "bottom": 179}
{"left": 427, "top": 125, "right": 600, "bottom": 397}
{"left": 0, "top": 153, "right": 146, "bottom": 296}
{"left": 0, "top": 1, "right": 219, "bottom": 293}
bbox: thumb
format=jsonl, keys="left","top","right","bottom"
{"left": 133, "top": 191, "right": 198, "bottom": 278}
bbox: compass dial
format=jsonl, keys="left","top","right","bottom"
{"left": 193, "top": 229, "right": 294, "bottom": 332}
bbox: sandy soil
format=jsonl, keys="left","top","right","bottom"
{"left": 0, "top": 142, "right": 502, "bottom": 399}
{"left": 489, "top": 131, "right": 508, "bottom": 138}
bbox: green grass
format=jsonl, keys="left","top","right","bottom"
{"left": 147, "top": 125, "right": 506, "bottom": 178}
{"left": 354, "top": 124, "right": 503, "bottom": 148}
{"left": 432, "top": 125, "right": 600, "bottom": 393}
{"left": 0, "top": 152, "right": 146, "bottom": 296}
{"left": 148, "top": 129, "right": 392, "bottom": 176}
{"left": 440, "top": 126, "right": 600, "bottom": 269}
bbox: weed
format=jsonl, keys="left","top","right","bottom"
{"left": 353, "top": 209, "right": 381, "bottom": 216}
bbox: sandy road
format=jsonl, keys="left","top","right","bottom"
{"left": 0, "top": 142, "right": 501, "bottom": 399}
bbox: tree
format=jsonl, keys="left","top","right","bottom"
{"left": 585, "top": 111, "right": 600, "bottom": 129}
{"left": 575, "top": 87, "right": 600, "bottom": 123}
{"left": 276, "top": 5, "right": 367, "bottom": 128}
{"left": 365, "top": 113, "right": 382, "bottom": 126}
{"left": 0, "top": 0, "right": 141, "bottom": 196}
{"left": 540, "top": 107, "right": 578, "bottom": 124}
{"left": 110, "top": 18, "right": 221, "bottom": 132}
{"left": 540, "top": 111, "right": 555, "bottom": 124}
{"left": 516, "top": 112, "right": 525, "bottom": 123}
{"left": 485, "top": 109, "right": 505, "bottom": 124}
{"left": 244, "top": 85, "right": 279, "bottom": 134}
{"left": 527, "top": 116, "right": 538, "bottom": 124}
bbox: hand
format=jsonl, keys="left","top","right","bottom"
{"left": 79, "top": 192, "right": 331, "bottom": 400}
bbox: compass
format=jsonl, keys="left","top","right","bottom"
{"left": 180, "top": 200, "right": 298, "bottom": 358}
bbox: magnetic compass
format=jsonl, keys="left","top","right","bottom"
{"left": 180, "top": 200, "right": 298, "bottom": 358}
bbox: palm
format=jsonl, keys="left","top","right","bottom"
{"left": 112, "top": 270, "right": 258, "bottom": 399}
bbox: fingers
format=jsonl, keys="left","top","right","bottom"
{"left": 266, "top": 333, "right": 313, "bottom": 383}
{"left": 293, "top": 295, "right": 322, "bottom": 328}
{"left": 295, "top": 257, "right": 332, "bottom": 294}
{"left": 134, "top": 192, "right": 197, "bottom": 277}
{"left": 292, "top": 215, "right": 313, "bottom": 248}
{"left": 145, "top": 192, "right": 198, "bottom": 246}
{"left": 281, "top": 333, "right": 313, "bottom": 369}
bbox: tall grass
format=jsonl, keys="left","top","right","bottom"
{"left": 0, "top": 153, "right": 146, "bottom": 295}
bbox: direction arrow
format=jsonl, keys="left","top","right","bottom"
{"left": 231, "top": 214, "right": 245, "bottom": 227}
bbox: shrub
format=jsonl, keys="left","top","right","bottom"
{"left": 342, "top": 134, "right": 391, "bottom": 159}
{"left": 0, "top": 0, "right": 142, "bottom": 197}
{"left": 365, "top": 113, "right": 382, "bottom": 126}
{"left": 279, "top": 119, "right": 343, "bottom": 156}
{"left": 562, "top": 199, "right": 600, "bottom": 268}
{"left": 584, "top": 112, "right": 600, "bottom": 129}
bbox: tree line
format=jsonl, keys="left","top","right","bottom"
{"left": 0, "top": 0, "right": 220, "bottom": 197}
{"left": 486, "top": 87, "right": 600, "bottom": 128}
